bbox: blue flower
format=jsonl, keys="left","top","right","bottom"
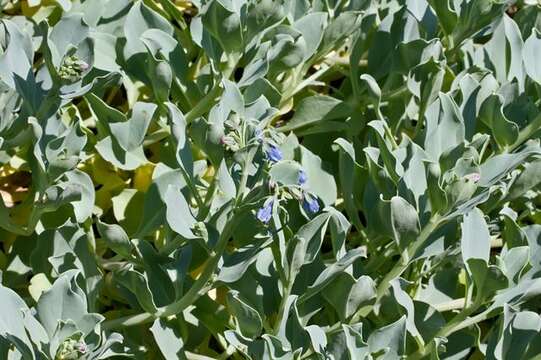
{"left": 266, "top": 144, "right": 282, "bottom": 163}
{"left": 298, "top": 169, "right": 307, "bottom": 185}
{"left": 302, "top": 194, "right": 320, "bottom": 214}
{"left": 257, "top": 200, "right": 274, "bottom": 223}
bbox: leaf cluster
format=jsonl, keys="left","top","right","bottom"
{"left": 1, "top": 0, "right": 541, "bottom": 359}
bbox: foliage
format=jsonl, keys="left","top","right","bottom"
{"left": 1, "top": 0, "right": 541, "bottom": 359}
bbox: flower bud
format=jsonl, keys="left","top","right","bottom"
{"left": 302, "top": 193, "right": 320, "bottom": 214}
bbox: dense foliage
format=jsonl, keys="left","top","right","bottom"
{"left": 2, "top": 0, "right": 541, "bottom": 358}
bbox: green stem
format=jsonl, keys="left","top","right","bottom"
{"left": 324, "top": 56, "right": 368, "bottom": 68}
{"left": 217, "top": 345, "right": 238, "bottom": 360}
{"left": 377, "top": 108, "right": 399, "bottom": 150}
{"left": 223, "top": 52, "right": 240, "bottom": 80}
{"left": 270, "top": 239, "right": 287, "bottom": 287}
{"left": 381, "top": 217, "right": 441, "bottom": 297}
{"left": 158, "top": 235, "right": 186, "bottom": 256}
{"left": 270, "top": 211, "right": 292, "bottom": 335}
{"left": 433, "top": 299, "right": 467, "bottom": 313}
{"left": 274, "top": 62, "right": 336, "bottom": 122}
{"left": 411, "top": 292, "right": 487, "bottom": 359}
{"left": 441, "top": 307, "right": 494, "bottom": 337}
{"left": 102, "top": 312, "right": 154, "bottom": 330}
{"left": 102, "top": 209, "right": 241, "bottom": 329}
{"left": 185, "top": 82, "right": 223, "bottom": 124}
{"left": 104, "top": 144, "right": 258, "bottom": 330}
{"left": 286, "top": 64, "right": 334, "bottom": 101}
{"left": 413, "top": 102, "right": 427, "bottom": 140}
{"left": 382, "top": 85, "right": 409, "bottom": 101}
{"left": 410, "top": 305, "right": 494, "bottom": 359}
{"left": 273, "top": 279, "right": 293, "bottom": 335}
{"left": 347, "top": 216, "right": 441, "bottom": 324}
{"left": 235, "top": 149, "right": 256, "bottom": 204}
{"left": 198, "top": 175, "right": 218, "bottom": 221}
{"left": 143, "top": 128, "right": 170, "bottom": 147}
{"left": 157, "top": 215, "right": 238, "bottom": 317}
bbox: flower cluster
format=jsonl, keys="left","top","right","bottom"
{"left": 257, "top": 167, "right": 320, "bottom": 224}
{"left": 58, "top": 55, "right": 89, "bottom": 82}
{"left": 220, "top": 114, "right": 266, "bottom": 153}
{"left": 220, "top": 112, "right": 288, "bottom": 169}
{"left": 55, "top": 336, "right": 87, "bottom": 360}
{"left": 2, "top": 0, "right": 540, "bottom": 358}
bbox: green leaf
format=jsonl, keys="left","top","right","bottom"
{"left": 201, "top": 0, "right": 243, "bottom": 54}
{"left": 298, "top": 248, "right": 366, "bottom": 303}
{"left": 245, "top": 0, "right": 286, "bottom": 45}
{"left": 218, "top": 239, "right": 270, "bottom": 283}
{"left": 367, "top": 316, "right": 407, "bottom": 358}
{"left": 424, "top": 93, "right": 465, "bottom": 161}
{"left": 426, "top": 0, "right": 456, "bottom": 35}
{"left": 332, "top": 138, "right": 364, "bottom": 233}
{"left": 360, "top": 74, "right": 382, "bottom": 109}
{"left": 293, "top": 12, "right": 327, "bottom": 61}
{"left": 478, "top": 142, "right": 541, "bottom": 187}
{"left": 0, "top": 20, "right": 34, "bottom": 89}
{"left": 136, "top": 167, "right": 187, "bottom": 237}
{"left": 279, "top": 95, "right": 352, "bottom": 133}
{"left": 300, "top": 146, "right": 337, "bottom": 206}
{"left": 451, "top": 0, "right": 506, "bottom": 46}
{"left": 501, "top": 246, "right": 529, "bottom": 285}
{"left": 407, "top": 59, "right": 445, "bottom": 116}
{"left": 342, "top": 324, "right": 370, "bottom": 360}
{"left": 269, "top": 160, "right": 303, "bottom": 186}
{"left": 506, "top": 159, "right": 541, "bottom": 200}
{"left": 166, "top": 102, "right": 194, "bottom": 178}
{"left": 0, "top": 283, "right": 36, "bottom": 359}
{"left": 323, "top": 273, "right": 376, "bottom": 321}
{"left": 86, "top": 94, "right": 155, "bottom": 170}
{"left": 390, "top": 196, "right": 420, "bottom": 250}
{"left": 427, "top": 160, "right": 448, "bottom": 213}
{"left": 124, "top": 0, "right": 173, "bottom": 60}
{"left": 109, "top": 102, "right": 157, "bottom": 152}
{"left": 467, "top": 259, "right": 507, "bottom": 303}
{"left": 164, "top": 186, "right": 197, "bottom": 239}
{"left": 461, "top": 207, "right": 490, "bottom": 269}
{"left": 227, "top": 290, "right": 263, "bottom": 339}
{"left": 320, "top": 11, "right": 362, "bottom": 55}
{"left": 48, "top": 13, "right": 90, "bottom": 68}
{"left": 36, "top": 270, "right": 100, "bottom": 335}
{"left": 294, "top": 212, "right": 332, "bottom": 264}
{"left": 478, "top": 94, "right": 519, "bottom": 150}
{"left": 491, "top": 306, "right": 541, "bottom": 359}
{"left": 389, "top": 279, "right": 423, "bottom": 343}
{"left": 96, "top": 219, "right": 133, "bottom": 259}
{"left": 482, "top": 14, "right": 525, "bottom": 88}
{"left": 150, "top": 318, "right": 187, "bottom": 360}
{"left": 523, "top": 29, "right": 541, "bottom": 84}
{"left": 63, "top": 170, "right": 95, "bottom": 223}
